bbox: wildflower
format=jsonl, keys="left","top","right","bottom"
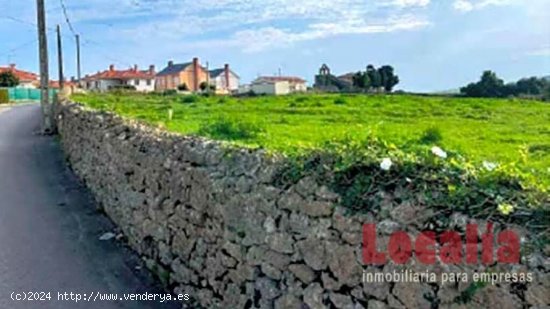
{"left": 431, "top": 146, "right": 447, "bottom": 159}
{"left": 380, "top": 158, "right": 393, "bottom": 171}
{"left": 498, "top": 203, "right": 515, "bottom": 216}
{"left": 482, "top": 161, "right": 497, "bottom": 171}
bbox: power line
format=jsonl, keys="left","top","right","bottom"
{"left": 59, "top": 0, "right": 77, "bottom": 35}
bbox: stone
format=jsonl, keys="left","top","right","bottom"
{"left": 277, "top": 192, "right": 303, "bottom": 212}
{"left": 329, "top": 293, "right": 355, "bottom": 309}
{"left": 315, "top": 185, "right": 339, "bottom": 202}
{"left": 471, "top": 285, "right": 522, "bottom": 309}
{"left": 378, "top": 220, "right": 400, "bottom": 235}
{"left": 525, "top": 284, "right": 550, "bottom": 306}
{"left": 303, "top": 201, "right": 333, "bottom": 217}
{"left": 390, "top": 202, "right": 419, "bottom": 224}
{"left": 322, "top": 272, "right": 340, "bottom": 290}
{"left": 266, "top": 233, "right": 294, "bottom": 254}
{"left": 296, "top": 237, "right": 327, "bottom": 271}
{"left": 274, "top": 294, "right": 303, "bottom": 309}
{"left": 303, "top": 283, "right": 325, "bottom": 309}
{"left": 264, "top": 216, "right": 276, "bottom": 233}
{"left": 393, "top": 282, "right": 434, "bottom": 309}
{"left": 294, "top": 177, "right": 318, "bottom": 198}
{"left": 368, "top": 300, "right": 389, "bottom": 309}
{"left": 158, "top": 241, "right": 173, "bottom": 266}
{"left": 387, "top": 294, "right": 406, "bottom": 309}
{"left": 255, "top": 277, "right": 281, "bottom": 300}
{"left": 262, "top": 250, "right": 291, "bottom": 270}
{"left": 327, "top": 243, "right": 362, "bottom": 287}
{"left": 262, "top": 263, "right": 283, "bottom": 280}
{"left": 362, "top": 280, "right": 390, "bottom": 301}
{"left": 289, "top": 264, "right": 316, "bottom": 284}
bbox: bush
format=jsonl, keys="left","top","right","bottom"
{"left": 0, "top": 89, "right": 9, "bottom": 104}
{"left": 419, "top": 127, "right": 443, "bottom": 144}
{"left": 163, "top": 89, "right": 177, "bottom": 96}
{"left": 181, "top": 95, "right": 200, "bottom": 104}
{"left": 0, "top": 71, "right": 19, "bottom": 87}
{"left": 334, "top": 97, "right": 347, "bottom": 105}
{"left": 198, "top": 117, "right": 264, "bottom": 140}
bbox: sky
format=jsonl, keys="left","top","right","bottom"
{"left": 0, "top": 0, "right": 548, "bottom": 92}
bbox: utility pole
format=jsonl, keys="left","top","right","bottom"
{"left": 36, "top": 0, "right": 53, "bottom": 133}
{"left": 57, "top": 25, "right": 64, "bottom": 90}
{"left": 76, "top": 34, "right": 81, "bottom": 85}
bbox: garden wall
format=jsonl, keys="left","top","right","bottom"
{"left": 56, "top": 100, "right": 548, "bottom": 309}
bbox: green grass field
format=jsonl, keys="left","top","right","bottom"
{"left": 72, "top": 92, "right": 550, "bottom": 185}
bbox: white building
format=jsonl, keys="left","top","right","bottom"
{"left": 209, "top": 64, "right": 240, "bottom": 94}
{"left": 250, "top": 76, "right": 307, "bottom": 95}
{"left": 82, "top": 64, "right": 156, "bottom": 92}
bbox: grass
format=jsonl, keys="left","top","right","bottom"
{"left": 71, "top": 92, "right": 550, "bottom": 186}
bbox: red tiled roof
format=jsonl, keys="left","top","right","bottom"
{"left": 84, "top": 67, "right": 155, "bottom": 81}
{"left": 256, "top": 76, "right": 307, "bottom": 84}
{"left": 0, "top": 65, "right": 38, "bottom": 82}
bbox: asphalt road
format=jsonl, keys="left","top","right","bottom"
{"left": 0, "top": 104, "right": 180, "bottom": 309}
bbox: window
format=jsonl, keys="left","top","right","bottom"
{"left": 146, "top": 79, "right": 152, "bottom": 86}
{"left": 135, "top": 79, "right": 140, "bottom": 86}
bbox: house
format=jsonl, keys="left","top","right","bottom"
{"left": 250, "top": 76, "right": 307, "bottom": 95}
{"left": 82, "top": 64, "right": 156, "bottom": 92}
{"left": 209, "top": 64, "right": 240, "bottom": 94}
{"left": 0, "top": 64, "right": 39, "bottom": 88}
{"left": 156, "top": 58, "right": 209, "bottom": 92}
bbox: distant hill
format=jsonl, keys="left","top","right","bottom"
{"left": 431, "top": 88, "right": 460, "bottom": 95}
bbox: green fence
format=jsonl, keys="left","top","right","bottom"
{"left": 2, "top": 87, "right": 57, "bottom": 102}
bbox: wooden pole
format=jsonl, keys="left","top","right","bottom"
{"left": 76, "top": 34, "right": 81, "bottom": 85}
{"left": 57, "top": 25, "right": 64, "bottom": 90}
{"left": 36, "top": 0, "right": 53, "bottom": 133}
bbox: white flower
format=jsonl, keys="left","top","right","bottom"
{"left": 380, "top": 158, "right": 393, "bottom": 171}
{"left": 431, "top": 146, "right": 447, "bottom": 159}
{"left": 482, "top": 161, "right": 497, "bottom": 171}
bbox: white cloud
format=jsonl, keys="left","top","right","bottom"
{"left": 65, "top": 0, "right": 432, "bottom": 53}
{"left": 527, "top": 47, "right": 550, "bottom": 57}
{"left": 392, "top": 0, "right": 431, "bottom": 7}
{"left": 452, "top": 0, "right": 515, "bottom": 12}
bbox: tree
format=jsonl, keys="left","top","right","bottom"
{"left": 366, "top": 65, "right": 382, "bottom": 90}
{"left": 177, "top": 83, "right": 189, "bottom": 91}
{"left": 461, "top": 70, "right": 505, "bottom": 97}
{"left": 378, "top": 65, "right": 399, "bottom": 92}
{"left": 0, "top": 71, "right": 20, "bottom": 87}
{"left": 199, "top": 81, "right": 209, "bottom": 92}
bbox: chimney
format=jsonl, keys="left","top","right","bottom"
{"left": 193, "top": 57, "right": 199, "bottom": 91}
{"left": 149, "top": 65, "right": 155, "bottom": 74}
{"left": 224, "top": 64, "right": 230, "bottom": 90}
{"left": 133, "top": 64, "right": 138, "bottom": 71}
{"left": 168, "top": 60, "right": 174, "bottom": 67}
{"left": 109, "top": 64, "right": 115, "bottom": 71}
{"left": 9, "top": 63, "right": 15, "bottom": 69}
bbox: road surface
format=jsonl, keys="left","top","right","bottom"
{"left": 0, "top": 104, "right": 180, "bottom": 309}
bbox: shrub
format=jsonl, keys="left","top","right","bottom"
{"left": 198, "top": 117, "right": 264, "bottom": 140}
{"left": 419, "top": 127, "right": 443, "bottom": 144}
{"left": 334, "top": 97, "right": 347, "bottom": 105}
{"left": 0, "top": 71, "right": 19, "bottom": 87}
{"left": 177, "top": 83, "right": 189, "bottom": 91}
{"left": 181, "top": 95, "right": 200, "bottom": 104}
{"left": 163, "top": 89, "right": 177, "bottom": 96}
{"left": 0, "top": 89, "right": 9, "bottom": 104}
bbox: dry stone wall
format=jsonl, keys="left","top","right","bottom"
{"left": 57, "top": 101, "right": 549, "bottom": 309}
